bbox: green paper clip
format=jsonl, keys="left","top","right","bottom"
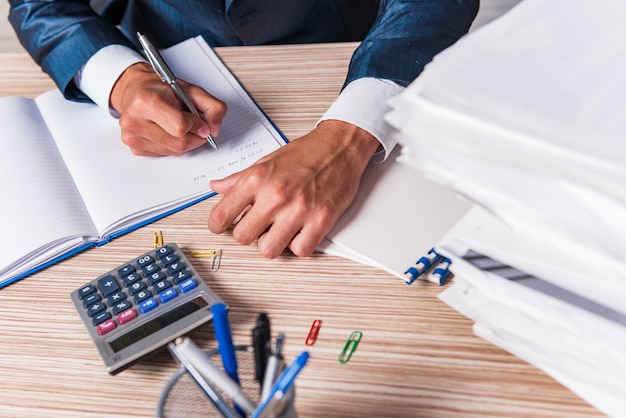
{"left": 338, "top": 330, "right": 362, "bottom": 364}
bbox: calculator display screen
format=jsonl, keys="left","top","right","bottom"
{"left": 108, "top": 296, "right": 209, "bottom": 353}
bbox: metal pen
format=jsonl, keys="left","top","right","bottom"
{"left": 136, "top": 32, "right": 218, "bottom": 150}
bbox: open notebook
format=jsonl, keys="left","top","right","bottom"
{"left": 0, "top": 36, "right": 286, "bottom": 288}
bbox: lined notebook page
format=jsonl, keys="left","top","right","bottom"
{"left": 0, "top": 97, "right": 96, "bottom": 279}
{"left": 36, "top": 37, "right": 285, "bottom": 236}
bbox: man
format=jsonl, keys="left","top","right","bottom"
{"left": 9, "top": 0, "right": 479, "bottom": 258}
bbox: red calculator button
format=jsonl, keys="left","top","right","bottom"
{"left": 97, "top": 319, "right": 117, "bottom": 336}
{"left": 118, "top": 308, "right": 137, "bottom": 325}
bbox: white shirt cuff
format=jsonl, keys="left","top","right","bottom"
{"left": 74, "top": 45, "right": 147, "bottom": 115}
{"left": 318, "top": 78, "right": 404, "bottom": 163}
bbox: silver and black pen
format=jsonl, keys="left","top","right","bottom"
{"left": 137, "top": 32, "right": 218, "bottom": 150}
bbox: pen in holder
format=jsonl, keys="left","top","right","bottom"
{"left": 157, "top": 342, "right": 298, "bottom": 418}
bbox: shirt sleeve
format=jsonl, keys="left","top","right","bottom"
{"left": 74, "top": 45, "right": 147, "bottom": 115}
{"left": 318, "top": 77, "right": 404, "bottom": 163}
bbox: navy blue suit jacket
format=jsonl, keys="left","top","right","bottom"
{"left": 9, "top": 0, "right": 478, "bottom": 102}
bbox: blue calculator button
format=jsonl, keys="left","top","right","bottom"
{"left": 82, "top": 292, "right": 101, "bottom": 308}
{"left": 178, "top": 278, "right": 197, "bottom": 293}
{"left": 158, "top": 288, "right": 178, "bottom": 303}
{"left": 98, "top": 275, "right": 120, "bottom": 297}
{"left": 77, "top": 284, "right": 96, "bottom": 299}
{"left": 138, "top": 297, "right": 158, "bottom": 314}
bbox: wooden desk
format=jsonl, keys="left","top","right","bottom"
{"left": 0, "top": 44, "right": 602, "bottom": 417}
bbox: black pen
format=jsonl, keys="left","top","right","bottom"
{"left": 136, "top": 32, "right": 218, "bottom": 150}
{"left": 252, "top": 313, "right": 271, "bottom": 384}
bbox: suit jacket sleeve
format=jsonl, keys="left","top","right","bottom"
{"left": 9, "top": 0, "right": 136, "bottom": 102}
{"left": 345, "top": 0, "right": 479, "bottom": 88}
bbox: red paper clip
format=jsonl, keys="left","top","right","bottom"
{"left": 305, "top": 319, "right": 322, "bottom": 346}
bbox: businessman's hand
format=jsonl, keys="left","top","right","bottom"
{"left": 208, "top": 120, "right": 380, "bottom": 258}
{"left": 110, "top": 62, "right": 227, "bottom": 156}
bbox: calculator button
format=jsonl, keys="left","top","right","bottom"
{"left": 98, "top": 275, "right": 120, "bottom": 297}
{"left": 134, "top": 290, "right": 152, "bottom": 304}
{"left": 123, "top": 272, "right": 141, "bottom": 286}
{"left": 87, "top": 302, "right": 106, "bottom": 317}
{"left": 138, "top": 298, "right": 158, "bottom": 314}
{"left": 112, "top": 300, "right": 132, "bottom": 315}
{"left": 146, "top": 271, "right": 166, "bottom": 285}
{"left": 172, "top": 269, "right": 191, "bottom": 284}
{"left": 137, "top": 254, "right": 154, "bottom": 267}
{"left": 178, "top": 278, "right": 197, "bottom": 293}
{"left": 153, "top": 279, "right": 171, "bottom": 293}
{"left": 128, "top": 281, "right": 147, "bottom": 295}
{"left": 96, "top": 319, "right": 117, "bottom": 336}
{"left": 155, "top": 245, "right": 172, "bottom": 259}
{"left": 160, "top": 254, "right": 179, "bottom": 267}
{"left": 82, "top": 292, "right": 101, "bottom": 308}
{"left": 141, "top": 263, "right": 159, "bottom": 276}
{"left": 117, "top": 264, "right": 135, "bottom": 277}
{"left": 158, "top": 288, "right": 178, "bottom": 304}
{"left": 77, "top": 284, "right": 96, "bottom": 299}
{"left": 118, "top": 308, "right": 137, "bottom": 325}
{"left": 108, "top": 291, "right": 126, "bottom": 305}
{"left": 92, "top": 310, "right": 112, "bottom": 326}
{"left": 167, "top": 262, "right": 184, "bottom": 275}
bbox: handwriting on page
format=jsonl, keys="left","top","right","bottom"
{"left": 192, "top": 141, "right": 265, "bottom": 182}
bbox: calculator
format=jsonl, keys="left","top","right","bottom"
{"left": 71, "top": 243, "right": 223, "bottom": 374}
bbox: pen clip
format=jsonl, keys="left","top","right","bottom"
{"left": 136, "top": 32, "right": 176, "bottom": 85}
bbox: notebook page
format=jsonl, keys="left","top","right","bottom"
{"left": 0, "top": 97, "right": 97, "bottom": 281}
{"left": 37, "top": 37, "right": 285, "bottom": 236}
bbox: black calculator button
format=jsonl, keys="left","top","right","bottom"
{"left": 82, "top": 292, "right": 101, "bottom": 308}
{"left": 87, "top": 302, "right": 106, "bottom": 317}
{"left": 166, "top": 262, "right": 184, "bottom": 275}
{"left": 160, "top": 254, "right": 178, "bottom": 268}
{"left": 153, "top": 279, "right": 171, "bottom": 293}
{"left": 98, "top": 275, "right": 120, "bottom": 297}
{"left": 178, "top": 278, "right": 198, "bottom": 293}
{"left": 92, "top": 310, "right": 112, "bottom": 326}
{"left": 118, "top": 308, "right": 137, "bottom": 325}
{"left": 112, "top": 300, "right": 132, "bottom": 315}
{"left": 155, "top": 245, "right": 172, "bottom": 259}
{"left": 134, "top": 290, "right": 152, "bottom": 304}
{"left": 146, "top": 271, "right": 166, "bottom": 285}
{"left": 108, "top": 291, "right": 126, "bottom": 305}
{"left": 172, "top": 269, "right": 191, "bottom": 284}
{"left": 136, "top": 254, "right": 154, "bottom": 267}
{"left": 123, "top": 272, "right": 141, "bottom": 287}
{"left": 128, "top": 281, "right": 147, "bottom": 295}
{"left": 117, "top": 264, "right": 135, "bottom": 277}
{"left": 138, "top": 297, "right": 158, "bottom": 314}
{"left": 141, "top": 263, "right": 159, "bottom": 276}
{"left": 96, "top": 319, "right": 117, "bottom": 336}
{"left": 77, "top": 284, "right": 96, "bottom": 299}
{"left": 158, "top": 287, "right": 178, "bottom": 304}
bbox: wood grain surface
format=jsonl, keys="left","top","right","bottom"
{"left": 0, "top": 44, "right": 602, "bottom": 417}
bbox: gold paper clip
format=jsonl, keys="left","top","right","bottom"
{"left": 153, "top": 230, "right": 163, "bottom": 248}
{"left": 338, "top": 330, "right": 362, "bottom": 364}
{"left": 305, "top": 319, "right": 322, "bottom": 346}
{"left": 190, "top": 249, "right": 222, "bottom": 271}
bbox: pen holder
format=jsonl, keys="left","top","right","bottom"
{"left": 157, "top": 344, "right": 298, "bottom": 418}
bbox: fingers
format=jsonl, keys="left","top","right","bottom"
{"left": 111, "top": 63, "right": 228, "bottom": 156}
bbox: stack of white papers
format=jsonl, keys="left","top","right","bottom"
{"left": 385, "top": 0, "right": 626, "bottom": 415}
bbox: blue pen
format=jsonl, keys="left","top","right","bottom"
{"left": 210, "top": 302, "right": 243, "bottom": 415}
{"left": 251, "top": 351, "right": 309, "bottom": 418}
